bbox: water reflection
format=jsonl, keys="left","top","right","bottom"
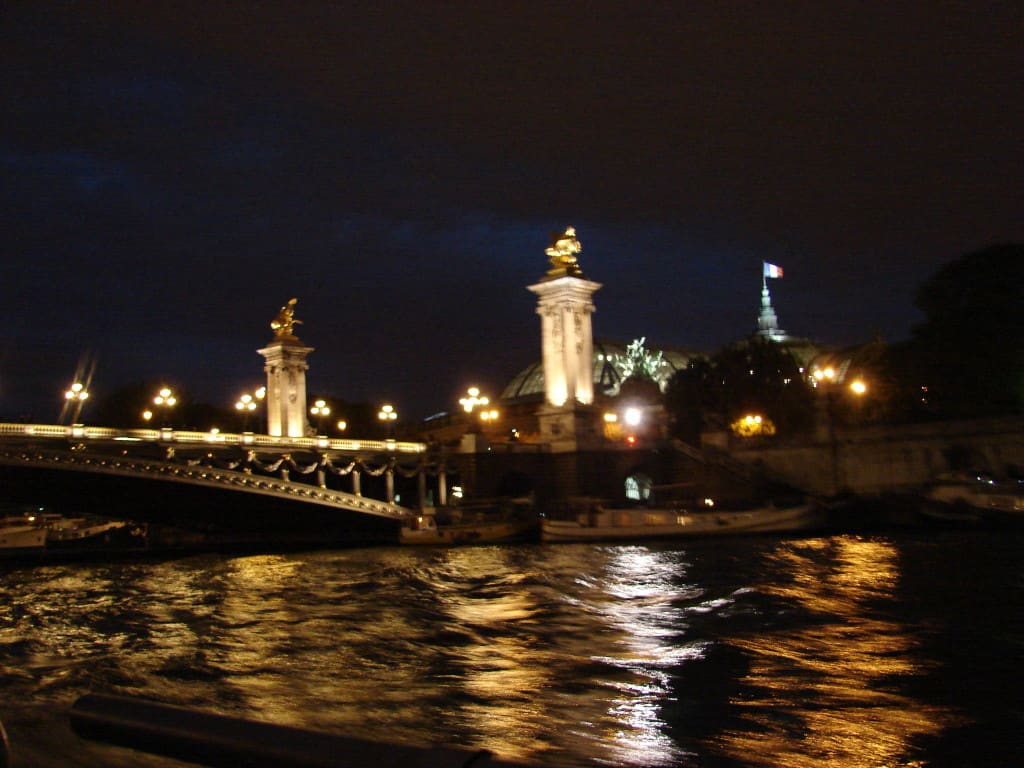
{"left": 584, "top": 546, "right": 705, "bottom": 767}
{"left": 716, "top": 536, "right": 963, "bottom": 768}
{"left": 3, "top": 535, "right": 1005, "bottom": 768}
{"left": 440, "top": 547, "right": 553, "bottom": 760}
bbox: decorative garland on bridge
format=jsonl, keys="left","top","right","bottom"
{"left": 179, "top": 448, "right": 455, "bottom": 482}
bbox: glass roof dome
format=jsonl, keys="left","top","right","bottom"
{"left": 500, "top": 339, "right": 698, "bottom": 402}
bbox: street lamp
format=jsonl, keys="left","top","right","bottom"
{"left": 64, "top": 382, "right": 90, "bottom": 423}
{"left": 336, "top": 419, "right": 347, "bottom": 434}
{"left": 812, "top": 366, "right": 837, "bottom": 386}
{"left": 254, "top": 387, "right": 266, "bottom": 431}
{"left": 811, "top": 369, "right": 869, "bottom": 496}
{"left": 310, "top": 399, "right": 331, "bottom": 435}
{"left": 235, "top": 392, "right": 258, "bottom": 431}
{"left": 151, "top": 387, "right": 177, "bottom": 427}
{"left": 623, "top": 407, "right": 643, "bottom": 427}
{"left": 378, "top": 404, "right": 397, "bottom": 437}
{"left": 459, "top": 387, "right": 489, "bottom": 413}
{"left": 479, "top": 409, "right": 499, "bottom": 423}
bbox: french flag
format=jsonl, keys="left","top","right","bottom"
{"left": 763, "top": 262, "right": 784, "bottom": 279}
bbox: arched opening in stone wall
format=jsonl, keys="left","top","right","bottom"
{"left": 624, "top": 472, "right": 653, "bottom": 503}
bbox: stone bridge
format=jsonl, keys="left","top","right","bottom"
{"left": 0, "top": 423, "right": 447, "bottom": 546}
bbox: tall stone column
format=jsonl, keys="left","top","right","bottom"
{"left": 528, "top": 227, "right": 601, "bottom": 408}
{"left": 528, "top": 228, "right": 603, "bottom": 453}
{"left": 257, "top": 298, "right": 315, "bottom": 438}
{"left": 528, "top": 276, "right": 601, "bottom": 407}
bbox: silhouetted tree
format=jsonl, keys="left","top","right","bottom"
{"left": 902, "top": 243, "right": 1024, "bottom": 418}
{"left": 666, "top": 339, "right": 814, "bottom": 442}
{"left": 665, "top": 356, "right": 716, "bottom": 442}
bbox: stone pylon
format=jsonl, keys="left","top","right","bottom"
{"left": 528, "top": 275, "right": 602, "bottom": 408}
{"left": 528, "top": 228, "right": 603, "bottom": 451}
{"left": 258, "top": 298, "right": 314, "bottom": 437}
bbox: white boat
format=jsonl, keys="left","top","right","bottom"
{"left": 541, "top": 499, "right": 822, "bottom": 543}
{"left": 0, "top": 520, "right": 47, "bottom": 554}
{"left": 924, "top": 473, "right": 1024, "bottom": 518}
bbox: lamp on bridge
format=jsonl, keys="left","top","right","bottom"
{"left": 64, "top": 382, "right": 90, "bottom": 424}
{"left": 336, "top": 419, "right": 347, "bottom": 435}
{"left": 378, "top": 404, "right": 397, "bottom": 437}
{"left": 310, "top": 399, "right": 331, "bottom": 435}
{"left": 235, "top": 392, "right": 259, "bottom": 432}
{"left": 146, "top": 387, "right": 177, "bottom": 428}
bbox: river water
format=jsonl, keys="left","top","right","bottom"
{"left": 1, "top": 530, "right": 1021, "bottom": 767}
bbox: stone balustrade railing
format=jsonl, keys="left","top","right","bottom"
{"left": 0, "top": 423, "right": 426, "bottom": 455}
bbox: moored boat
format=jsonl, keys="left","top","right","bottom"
{"left": 0, "top": 519, "right": 47, "bottom": 554}
{"left": 399, "top": 514, "right": 538, "bottom": 545}
{"left": 0, "top": 508, "right": 148, "bottom": 553}
{"left": 399, "top": 498, "right": 538, "bottom": 545}
{"left": 541, "top": 498, "right": 822, "bottom": 543}
{"left": 44, "top": 515, "right": 148, "bottom": 550}
{"left": 922, "top": 472, "right": 1024, "bottom": 523}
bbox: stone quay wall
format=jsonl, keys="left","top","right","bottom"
{"left": 729, "top": 417, "right": 1024, "bottom": 496}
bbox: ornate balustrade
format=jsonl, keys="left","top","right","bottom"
{"left": 0, "top": 422, "right": 425, "bottom": 455}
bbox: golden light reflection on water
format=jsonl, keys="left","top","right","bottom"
{"left": 716, "top": 536, "right": 965, "bottom": 768}
{"left": 213, "top": 552, "right": 436, "bottom": 733}
{"left": 439, "top": 547, "right": 554, "bottom": 760}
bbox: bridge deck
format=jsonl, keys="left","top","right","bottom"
{"left": 0, "top": 422, "right": 426, "bottom": 456}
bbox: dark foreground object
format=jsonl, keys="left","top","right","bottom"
{"left": 71, "top": 693, "right": 533, "bottom": 768}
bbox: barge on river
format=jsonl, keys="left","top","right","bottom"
{"left": 541, "top": 498, "right": 822, "bottom": 543}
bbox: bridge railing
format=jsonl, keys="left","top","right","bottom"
{"left": 0, "top": 423, "right": 426, "bottom": 455}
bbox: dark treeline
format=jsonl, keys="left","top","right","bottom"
{"left": 665, "top": 243, "right": 1024, "bottom": 442}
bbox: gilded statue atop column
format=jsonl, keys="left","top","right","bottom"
{"left": 271, "top": 297, "right": 302, "bottom": 339}
{"left": 545, "top": 226, "right": 583, "bottom": 276}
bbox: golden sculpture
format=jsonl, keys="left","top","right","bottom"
{"left": 545, "top": 226, "right": 583, "bottom": 276}
{"left": 271, "top": 298, "right": 302, "bottom": 338}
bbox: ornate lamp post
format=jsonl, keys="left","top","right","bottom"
{"left": 811, "top": 367, "right": 840, "bottom": 494}
{"left": 459, "top": 387, "right": 489, "bottom": 413}
{"left": 235, "top": 392, "right": 258, "bottom": 431}
{"left": 64, "top": 382, "right": 90, "bottom": 423}
{"left": 378, "top": 404, "right": 397, "bottom": 437}
{"left": 812, "top": 368, "right": 869, "bottom": 495}
{"left": 149, "top": 387, "right": 177, "bottom": 427}
{"left": 253, "top": 386, "right": 266, "bottom": 433}
{"left": 310, "top": 399, "right": 331, "bottom": 435}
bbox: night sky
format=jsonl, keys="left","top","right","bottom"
{"left": 2, "top": 3, "right": 1021, "bottom": 423}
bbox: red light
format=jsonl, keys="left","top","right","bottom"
{"left": 626, "top": 435, "right": 636, "bottom": 445}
